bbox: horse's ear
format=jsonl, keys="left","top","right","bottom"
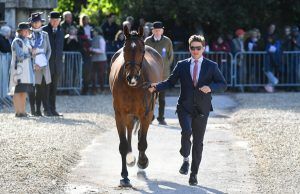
{"left": 124, "top": 25, "right": 130, "bottom": 39}
{"left": 138, "top": 26, "right": 144, "bottom": 38}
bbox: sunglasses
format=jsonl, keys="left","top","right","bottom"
{"left": 190, "top": 46, "right": 203, "bottom": 51}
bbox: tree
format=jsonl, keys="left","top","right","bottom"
{"left": 80, "top": 0, "right": 120, "bottom": 25}
{"left": 55, "top": 0, "right": 88, "bottom": 23}
{"left": 56, "top": 0, "right": 300, "bottom": 40}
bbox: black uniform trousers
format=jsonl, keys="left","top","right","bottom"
{"left": 157, "top": 91, "right": 166, "bottom": 120}
{"left": 177, "top": 106, "right": 208, "bottom": 175}
{"left": 49, "top": 73, "right": 59, "bottom": 112}
{"left": 29, "top": 77, "right": 50, "bottom": 112}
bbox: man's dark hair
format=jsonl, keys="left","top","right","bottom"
{"left": 188, "top": 35, "right": 205, "bottom": 46}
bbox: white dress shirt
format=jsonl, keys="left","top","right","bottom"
{"left": 154, "top": 36, "right": 162, "bottom": 41}
{"left": 190, "top": 56, "right": 203, "bottom": 83}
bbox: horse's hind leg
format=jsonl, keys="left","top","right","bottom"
{"left": 116, "top": 113, "right": 131, "bottom": 187}
{"left": 137, "top": 116, "right": 151, "bottom": 169}
{"left": 126, "top": 115, "right": 136, "bottom": 167}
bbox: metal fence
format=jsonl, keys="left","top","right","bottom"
{"left": 278, "top": 51, "right": 300, "bottom": 86}
{"left": 234, "top": 51, "right": 300, "bottom": 87}
{"left": 1, "top": 50, "right": 300, "bottom": 108}
{"left": 234, "top": 51, "right": 267, "bottom": 87}
{"left": 0, "top": 53, "right": 12, "bottom": 108}
{"left": 58, "top": 52, "right": 83, "bottom": 94}
{"left": 176, "top": 51, "right": 300, "bottom": 87}
{"left": 0, "top": 52, "right": 82, "bottom": 109}
{"left": 88, "top": 51, "right": 300, "bottom": 88}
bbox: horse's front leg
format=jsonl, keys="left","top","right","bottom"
{"left": 137, "top": 115, "right": 152, "bottom": 169}
{"left": 126, "top": 116, "right": 136, "bottom": 167}
{"left": 115, "top": 112, "right": 131, "bottom": 187}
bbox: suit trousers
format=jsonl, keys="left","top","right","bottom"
{"left": 177, "top": 107, "right": 208, "bottom": 175}
{"left": 49, "top": 74, "right": 59, "bottom": 112}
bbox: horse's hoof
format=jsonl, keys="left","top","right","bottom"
{"left": 126, "top": 152, "right": 136, "bottom": 167}
{"left": 137, "top": 157, "right": 149, "bottom": 169}
{"left": 119, "top": 178, "right": 132, "bottom": 187}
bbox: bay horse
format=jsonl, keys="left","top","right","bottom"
{"left": 109, "top": 25, "right": 163, "bottom": 187}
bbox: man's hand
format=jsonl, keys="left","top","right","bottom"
{"left": 199, "top": 85, "right": 211, "bottom": 93}
{"left": 148, "top": 83, "right": 158, "bottom": 93}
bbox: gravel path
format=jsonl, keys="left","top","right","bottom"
{"left": 65, "top": 95, "right": 257, "bottom": 194}
{"left": 0, "top": 94, "right": 115, "bottom": 194}
{"left": 230, "top": 93, "right": 300, "bottom": 193}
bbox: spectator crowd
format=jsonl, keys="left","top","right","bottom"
{"left": 1, "top": 11, "right": 300, "bottom": 117}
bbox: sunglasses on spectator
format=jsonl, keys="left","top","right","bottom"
{"left": 190, "top": 46, "right": 203, "bottom": 51}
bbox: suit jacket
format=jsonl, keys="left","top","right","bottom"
{"left": 156, "top": 57, "right": 227, "bottom": 116}
{"left": 43, "top": 24, "right": 64, "bottom": 76}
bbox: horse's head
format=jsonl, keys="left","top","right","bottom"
{"left": 123, "top": 25, "right": 145, "bottom": 87}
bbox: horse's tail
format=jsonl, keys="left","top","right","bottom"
{"left": 133, "top": 116, "right": 140, "bottom": 135}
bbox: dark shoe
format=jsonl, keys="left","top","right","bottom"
{"left": 52, "top": 110, "right": 62, "bottom": 116}
{"left": 15, "top": 113, "right": 28, "bottom": 117}
{"left": 44, "top": 110, "right": 53, "bottom": 116}
{"left": 189, "top": 174, "right": 198, "bottom": 186}
{"left": 157, "top": 118, "right": 167, "bottom": 125}
{"left": 21, "top": 113, "right": 29, "bottom": 117}
{"left": 179, "top": 161, "right": 189, "bottom": 175}
{"left": 35, "top": 110, "right": 42, "bottom": 117}
{"left": 31, "top": 110, "right": 36, "bottom": 116}
{"left": 15, "top": 113, "right": 22, "bottom": 117}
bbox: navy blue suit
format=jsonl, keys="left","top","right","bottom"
{"left": 156, "top": 57, "right": 227, "bottom": 175}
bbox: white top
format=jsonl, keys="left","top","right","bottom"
{"left": 84, "top": 25, "right": 92, "bottom": 40}
{"left": 91, "top": 36, "right": 106, "bottom": 53}
{"left": 190, "top": 56, "right": 204, "bottom": 83}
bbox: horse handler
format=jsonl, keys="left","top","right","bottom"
{"left": 149, "top": 35, "right": 227, "bottom": 186}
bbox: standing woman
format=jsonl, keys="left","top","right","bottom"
{"left": 8, "top": 22, "right": 34, "bottom": 117}
{"left": 28, "top": 12, "right": 52, "bottom": 116}
{"left": 113, "top": 30, "right": 125, "bottom": 51}
{"left": 90, "top": 27, "right": 107, "bottom": 93}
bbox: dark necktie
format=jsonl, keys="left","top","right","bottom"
{"left": 193, "top": 60, "right": 198, "bottom": 87}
